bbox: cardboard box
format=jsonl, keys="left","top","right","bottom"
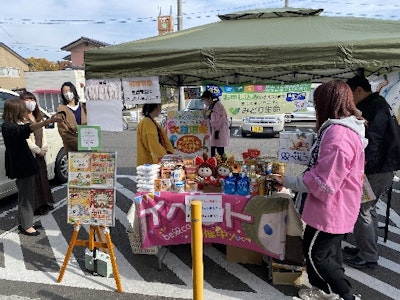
{"left": 202, "top": 184, "right": 222, "bottom": 193}
{"left": 226, "top": 245, "right": 263, "bottom": 265}
{"left": 278, "top": 131, "right": 315, "bottom": 165}
{"left": 272, "top": 268, "right": 303, "bottom": 286}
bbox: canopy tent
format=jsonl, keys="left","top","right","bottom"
{"left": 84, "top": 8, "right": 400, "bottom": 85}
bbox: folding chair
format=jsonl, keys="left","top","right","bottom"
{"left": 379, "top": 183, "right": 393, "bottom": 243}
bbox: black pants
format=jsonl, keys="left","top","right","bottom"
{"left": 303, "top": 225, "right": 354, "bottom": 300}
{"left": 211, "top": 146, "right": 224, "bottom": 157}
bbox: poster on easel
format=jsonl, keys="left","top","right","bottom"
{"left": 67, "top": 152, "right": 116, "bottom": 226}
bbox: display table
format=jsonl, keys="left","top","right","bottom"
{"left": 130, "top": 191, "right": 302, "bottom": 260}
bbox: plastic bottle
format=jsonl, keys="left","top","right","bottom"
{"left": 224, "top": 172, "right": 237, "bottom": 194}
{"left": 237, "top": 172, "right": 249, "bottom": 196}
{"left": 241, "top": 164, "right": 248, "bottom": 177}
{"left": 248, "top": 165, "right": 258, "bottom": 197}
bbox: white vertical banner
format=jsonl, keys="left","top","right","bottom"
{"left": 369, "top": 71, "right": 400, "bottom": 122}
{"left": 85, "top": 78, "right": 123, "bottom": 131}
{"left": 122, "top": 76, "right": 161, "bottom": 106}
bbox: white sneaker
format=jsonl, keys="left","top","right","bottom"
{"left": 298, "top": 287, "right": 340, "bottom": 300}
{"left": 354, "top": 294, "right": 362, "bottom": 300}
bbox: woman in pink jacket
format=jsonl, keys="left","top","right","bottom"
{"left": 271, "top": 80, "right": 366, "bottom": 300}
{"left": 201, "top": 90, "right": 230, "bottom": 157}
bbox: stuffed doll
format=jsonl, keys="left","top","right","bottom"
{"left": 217, "top": 163, "right": 231, "bottom": 180}
{"left": 194, "top": 155, "right": 218, "bottom": 188}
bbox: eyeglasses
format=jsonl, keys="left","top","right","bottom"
{"left": 23, "top": 97, "right": 35, "bottom": 100}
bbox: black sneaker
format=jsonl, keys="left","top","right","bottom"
{"left": 342, "top": 246, "right": 359, "bottom": 256}
{"left": 344, "top": 255, "right": 378, "bottom": 269}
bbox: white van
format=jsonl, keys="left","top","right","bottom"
{"left": 241, "top": 113, "right": 285, "bottom": 137}
{"left": 0, "top": 88, "right": 68, "bottom": 200}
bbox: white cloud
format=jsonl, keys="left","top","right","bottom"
{"left": 1, "top": 0, "right": 399, "bottom": 61}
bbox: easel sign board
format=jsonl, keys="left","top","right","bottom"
{"left": 67, "top": 152, "right": 117, "bottom": 226}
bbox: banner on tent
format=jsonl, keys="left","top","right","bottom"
{"left": 205, "top": 82, "right": 312, "bottom": 119}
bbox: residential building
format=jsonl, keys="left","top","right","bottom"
{"left": 0, "top": 43, "right": 29, "bottom": 90}
{"left": 61, "top": 36, "right": 110, "bottom": 68}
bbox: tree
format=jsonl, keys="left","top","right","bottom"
{"left": 26, "top": 57, "right": 61, "bottom": 71}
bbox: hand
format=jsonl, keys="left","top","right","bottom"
{"left": 267, "top": 174, "right": 284, "bottom": 185}
{"left": 38, "top": 150, "right": 46, "bottom": 157}
{"left": 49, "top": 115, "right": 63, "bottom": 123}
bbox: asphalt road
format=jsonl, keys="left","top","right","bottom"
{"left": 0, "top": 123, "right": 399, "bottom": 300}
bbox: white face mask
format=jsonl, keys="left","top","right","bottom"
{"left": 25, "top": 101, "right": 36, "bottom": 112}
{"left": 63, "top": 92, "right": 74, "bottom": 101}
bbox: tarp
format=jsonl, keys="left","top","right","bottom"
{"left": 84, "top": 8, "right": 400, "bottom": 85}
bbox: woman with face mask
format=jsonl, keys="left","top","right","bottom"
{"left": 57, "top": 82, "right": 87, "bottom": 152}
{"left": 20, "top": 92, "right": 56, "bottom": 216}
{"left": 2, "top": 98, "right": 62, "bottom": 236}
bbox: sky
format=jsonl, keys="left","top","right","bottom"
{"left": 1, "top": 0, "right": 400, "bottom": 62}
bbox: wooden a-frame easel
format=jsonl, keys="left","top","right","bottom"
{"left": 57, "top": 222, "right": 122, "bottom": 292}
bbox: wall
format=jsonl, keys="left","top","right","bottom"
{"left": 70, "top": 44, "right": 100, "bottom": 67}
{"left": 0, "top": 47, "right": 29, "bottom": 90}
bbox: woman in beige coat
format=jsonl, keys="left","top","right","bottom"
{"left": 57, "top": 82, "right": 87, "bottom": 152}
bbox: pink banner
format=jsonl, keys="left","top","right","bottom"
{"left": 137, "top": 192, "right": 290, "bottom": 260}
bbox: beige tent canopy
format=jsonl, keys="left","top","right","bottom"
{"left": 85, "top": 8, "right": 400, "bottom": 85}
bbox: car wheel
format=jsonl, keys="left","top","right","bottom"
{"left": 55, "top": 148, "right": 68, "bottom": 183}
{"left": 241, "top": 131, "right": 247, "bottom": 138}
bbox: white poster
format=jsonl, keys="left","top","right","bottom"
{"left": 85, "top": 78, "right": 123, "bottom": 131}
{"left": 368, "top": 71, "right": 400, "bottom": 122}
{"left": 122, "top": 76, "right": 161, "bottom": 105}
{"left": 185, "top": 194, "right": 223, "bottom": 223}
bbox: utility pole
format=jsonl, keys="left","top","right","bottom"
{"left": 177, "top": 0, "right": 185, "bottom": 110}
{"left": 177, "top": 0, "right": 183, "bottom": 31}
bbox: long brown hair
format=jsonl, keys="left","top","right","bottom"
{"left": 2, "top": 99, "right": 28, "bottom": 124}
{"left": 314, "top": 80, "right": 363, "bottom": 130}
{"left": 20, "top": 91, "right": 43, "bottom": 122}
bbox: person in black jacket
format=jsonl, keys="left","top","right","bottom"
{"left": 344, "top": 76, "right": 399, "bottom": 268}
{"left": 2, "top": 99, "right": 62, "bottom": 236}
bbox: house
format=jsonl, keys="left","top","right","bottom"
{"left": 61, "top": 37, "right": 110, "bottom": 68}
{"left": 0, "top": 43, "right": 29, "bottom": 90}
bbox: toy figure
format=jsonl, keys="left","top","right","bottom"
{"left": 194, "top": 155, "right": 219, "bottom": 188}
{"left": 217, "top": 163, "right": 231, "bottom": 180}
